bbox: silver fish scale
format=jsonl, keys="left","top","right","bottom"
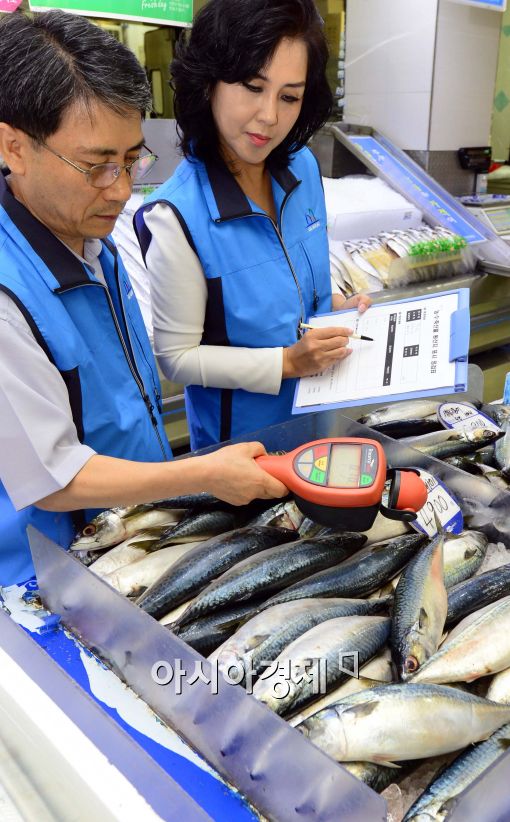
{"left": 446, "top": 564, "right": 510, "bottom": 626}
{"left": 333, "top": 682, "right": 510, "bottom": 713}
{"left": 287, "top": 617, "right": 391, "bottom": 714}
{"left": 391, "top": 535, "right": 444, "bottom": 660}
{"left": 250, "top": 597, "right": 391, "bottom": 675}
{"left": 175, "top": 534, "right": 365, "bottom": 627}
{"left": 263, "top": 533, "right": 426, "bottom": 605}
{"left": 403, "top": 722, "right": 510, "bottom": 822}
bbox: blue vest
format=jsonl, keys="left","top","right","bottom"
{"left": 0, "top": 174, "right": 171, "bottom": 587}
{"left": 136, "top": 148, "right": 331, "bottom": 450}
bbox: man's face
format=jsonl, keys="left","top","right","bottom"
{"left": 16, "top": 100, "right": 144, "bottom": 255}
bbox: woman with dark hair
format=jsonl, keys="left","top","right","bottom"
{"left": 136, "top": 0, "right": 370, "bottom": 450}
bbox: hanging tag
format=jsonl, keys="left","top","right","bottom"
{"left": 409, "top": 468, "right": 463, "bottom": 537}
{"left": 438, "top": 402, "right": 501, "bottom": 435}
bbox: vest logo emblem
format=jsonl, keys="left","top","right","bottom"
{"left": 123, "top": 274, "right": 134, "bottom": 299}
{"left": 305, "top": 208, "right": 320, "bottom": 231}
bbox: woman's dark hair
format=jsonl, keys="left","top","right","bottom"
{"left": 0, "top": 10, "right": 152, "bottom": 143}
{"left": 171, "top": 0, "right": 333, "bottom": 167}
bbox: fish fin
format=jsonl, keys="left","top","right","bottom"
{"left": 375, "top": 760, "right": 400, "bottom": 768}
{"left": 433, "top": 510, "right": 444, "bottom": 536}
{"left": 136, "top": 527, "right": 171, "bottom": 537}
{"left": 127, "top": 538, "right": 159, "bottom": 551}
{"left": 121, "top": 505, "right": 153, "bottom": 520}
{"left": 343, "top": 701, "right": 378, "bottom": 718}
{"left": 418, "top": 607, "right": 429, "bottom": 630}
{"left": 464, "top": 547, "right": 479, "bottom": 560}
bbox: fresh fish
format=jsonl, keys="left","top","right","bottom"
{"left": 403, "top": 722, "right": 510, "bottom": 821}
{"left": 297, "top": 518, "right": 325, "bottom": 539}
{"left": 412, "top": 595, "right": 510, "bottom": 684}
{"left": 367, "top": 415, "right": 441, "bottom": 439}
{"left": 487, "top": 666, "right": 510, "bottom": 704}
{"left": 71, "top": 507, "right": 182, "bottom": 551}
{"left": 159, "top": 599, "right": 194, "bottom": 626}
{"left": 73, "top": 548, "right": 103, "bottom": 567}
{"left": 262, "top": 533, "right": 426, "bottom": 607}
{"left": 249, "top": 596, "right": 390, "bottom": 680}
{"left": 135, "top": 526, "right": 298, "bottom": 619}
{"left": 151, "top": 492, "right": 221, "bottom": 510}
{"left": 401, "top": 428, "right": 501, "bottom": 460}
{"left": 253, "top": 615, "right": 390, "bottom": 715}
{"left": 391, "top": 533, "right": 447, "bottom": 680}
{"left": 153, "top": 508, "right": 240, "bottom": 546}
{"left": 248, "top": 499, "right": 304, "bottom": 530}
{"left": 443, "top": 530, "right": 488, "bottom": 589}
{"left": 359, "top": 400, "right": 441, "bottom": 427}
{"left": 343, "top": 761, "right": 405, "bottom": 793}
{"left": 482, "top": 469, "right": 510, "bottom": 492}
{"left": 173, "top": 602, "right": 262, "bottom": 656}
{"left": 104, "top": 542, "right": 202, "bottom": 597}
{"left": 481, "top": 402, "right": 510, "bottom": 429}
{"left": 446, "top": 565, "right": 510, "bottom": 627}
{"left": 174, "top": 533, "right": 367, "bottom": 628}
{"left": 495, "top": 423, "right": 510, "bottom": 477}
{"left": 452, "top": 462, "right": 510, "bottom": 492}
{"left": 363, "top": 512, "right": 410, "bottom": 546}
{"left": 442, "top": 597, "right": 510, "bottom": 645}
{"left": 298, "top": 683, "right": 510, "bottom": 764}
{"left": 209, "top": 597, "right": 386, "bottom": 683}
{"left": 88, "top": 533, "right": 162, "bottom": 577}
{"left": 288, "top": 648, "right": 394, "bottom": 727}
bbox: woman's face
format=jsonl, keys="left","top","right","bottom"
{"left": 211, "top": 37, "right": 308, "bottom": 168}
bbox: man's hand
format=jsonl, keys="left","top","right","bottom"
{"left": 198, "top": 442, "right": 288, "bottom": 505}
{"left": 282, "top": 326, "right": 353, "bottom": 379}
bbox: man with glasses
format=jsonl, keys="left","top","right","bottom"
{"left": 0, "top": 10, "right": 286, "bottom": 586}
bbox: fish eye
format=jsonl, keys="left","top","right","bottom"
{"left": 82, "top": 524, "right": 97, "bottom": 536}
{"left": 404, "top": 655, "right": 419, "bottom": 673}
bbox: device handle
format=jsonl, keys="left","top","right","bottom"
{"left": 255, "top": 454, "right": 288, "bottom": 486}
{"left": 381, "top": 468, "right": 428, "bottom": 522}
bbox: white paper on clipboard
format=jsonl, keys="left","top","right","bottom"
{"left": 294, "top": 291, "right": 467, "bottom": 411}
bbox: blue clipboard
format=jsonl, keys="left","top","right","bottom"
{"left": 292, "top": 288, "right": 470, "bottom": 415}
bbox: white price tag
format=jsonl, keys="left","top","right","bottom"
{"left": 438, "top": 402, "right": 501, "bottom": 434}
{"left": 410, "top": 469, "right": 464, "bottom": 537}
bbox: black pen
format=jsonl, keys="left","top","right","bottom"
{"left": 299, "top": 323, "right": 374, "bottom": 341}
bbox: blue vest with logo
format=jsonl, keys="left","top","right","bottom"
{"left": 0, "top": 173, "right": 171, "bottom": 587}
{"left": 136, "top": 147, "right": 331, "bottom": 450}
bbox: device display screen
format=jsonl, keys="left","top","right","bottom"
{"left": 328, "top": 444, "right": 362, "bottom": 487}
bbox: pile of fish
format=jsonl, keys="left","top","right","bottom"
{"left": 69, "top": 398, "right": 510, "bottom": 820}
{"left": 329, "top": 225, "right": 474, "bottom": 296}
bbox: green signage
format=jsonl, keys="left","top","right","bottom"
{"left": 29, "top": 0, "right": 193, "bottom": 26}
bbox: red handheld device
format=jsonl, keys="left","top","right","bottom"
{"left": 256, "top": 437, "right": 427, "bottom": 530}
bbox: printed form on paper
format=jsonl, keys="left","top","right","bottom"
{"left": 295, "top": 293, "right": 459, "bottom": 408}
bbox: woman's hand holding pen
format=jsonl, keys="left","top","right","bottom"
{"left": 282, "top": 326, "right": 354, "bottom": 379}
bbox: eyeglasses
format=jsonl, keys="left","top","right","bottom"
{"left": 33, "top": 140, "right": 158, "bottom": 189}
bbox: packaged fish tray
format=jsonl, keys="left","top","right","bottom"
{"left": 385, "top": 244, "right": 477, "bottom": 288}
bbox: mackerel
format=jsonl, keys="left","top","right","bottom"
{"left": 391, "top": 533, "right": 447, "bottom": 680}
{"left": 261, "top": 533, "right": 426, "bottom": 607}
{"left": 298, "top": 684, "right": 510, "bottom": 763}
{"left": 253, "top": 615, "right": 390, "bottom": 715}
{"left": 412, "top": 595, "right": 510, "bottom": 683}
{"left": 210, "top": 597, "right": 389, "bottom": 685}
{"left": 174, "top": 532, "right": 366, "bottom": 628}
{"left": 403, "top": 722, "right": 510, "bottom": 821}
{"left": 135, "top": 526, "right": 297, "bottom": 619}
